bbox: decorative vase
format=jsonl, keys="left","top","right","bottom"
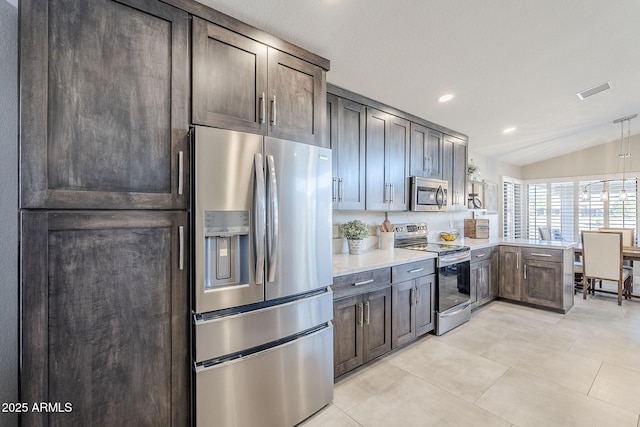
{"left": 347, "top": 239, "right": 365, "bottom": 255}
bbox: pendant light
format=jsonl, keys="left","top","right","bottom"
{"left": 614, "top": 114, "right": 636, "bottom": 201}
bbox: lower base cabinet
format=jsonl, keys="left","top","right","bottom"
{"left": 333, "top": 287, "right": 391, "bottom": 378}
{"left": 470, "top": 247, "right": 498, "bottom": 310}
{"left": 391, "top": 274, "right": 435, "bottom": 348}
{"left": 20, "top": 211, "right": 189, "bottom": 426}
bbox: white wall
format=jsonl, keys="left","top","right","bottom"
{"left": 0, "top": 1, "right": 19, "bottom": 426}
{"left": 522, "top": 134, "right": 640, "bottom": 180}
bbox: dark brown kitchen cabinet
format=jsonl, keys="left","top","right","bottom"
{"left": 442, "top": 135, "right": 468, "bottom": 209}
{"left": 470, "top": 247, "right": 498, "bottom": 310}
{"left": 192, "top": 17, "right": 326, "bottom": 146}
{"left": 521, "top": 248, "right": 565, "bottom": 309}
{"left": 333, "top": 287, "right": 391, "bottom": 378}
{"left": 20, "top": 0, "right": 189, "bottom": 210}
{"left": 498, "top": 246, "right": 522, "bottom": 300}
{"left": 327, "top": 95, "right": 366, "bottom": 210}
{"left": 20, "top": 211, "right": 189, "bottom": 427}
{"left": 391, "top": 260, "right": 436, "bottom": 348}
{"left": 365, "top": 108, "right": 410, "bottom": 211}
{"left": 391, "top": 274, "right": 435, "bottom": 348}
{"left": 410, "top": 124, "right": 443, "bottom": 179}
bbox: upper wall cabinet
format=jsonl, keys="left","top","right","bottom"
{"left": 327, "top": 95, "right": 366, "bottom": 210}
{"left": 192, "top": 17, "right": 327, "bottom": 147}
{"left": 442, "top": 134, "right": 468, "bottom": 209}
{"left": 20, "top": 0, "right": 189, "bottom": 210}
{"left": 366, "top": 108, "right": 410, "bottom": 211}
{"left": 410, "top": 124, "right": 443, "bottom": 179}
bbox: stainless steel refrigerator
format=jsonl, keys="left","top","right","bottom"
{"left": 191, "top": 126, "right": 334, "bottom": 427}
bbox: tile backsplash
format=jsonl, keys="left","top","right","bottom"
{"left": 332, "top": 210, "right": 499, "bottom": 254}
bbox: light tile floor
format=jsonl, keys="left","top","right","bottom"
{"left": 301, "top": 291, "right": 640, "bottom": 427}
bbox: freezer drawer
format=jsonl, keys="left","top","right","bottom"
{"left": 195, "top": 289, "right": 332, "bottom": 363}
{"left": 195, "top": 325, "right": 333, "bottom": 427}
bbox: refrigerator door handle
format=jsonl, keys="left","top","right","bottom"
{"left": 266, "top": 155, "right": 279, "bottom": 282}
{"left": 254, "top": 153, "right": 266, "bottom": 285}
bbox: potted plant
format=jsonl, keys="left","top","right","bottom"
{"left": 340, "top": 220, "right": 369, "bottom": 254}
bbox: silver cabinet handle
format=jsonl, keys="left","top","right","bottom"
{"left": 270, "top": 95, "right": 277, "bottom": 125}
{"left": 259, "top": 92, "right": 266, "bottom": 124}
{"left": 408, "top": 267, "right": 424, "bottom": 274}
{"left": 266, "top": 155, "right": 279, "bottom": 282}
{"left": 415, "top": 286, "right": 421, "bottom": 305}
{"left": 338, "top": 178, "right": 344, "bottom": 202}
{"left": 178, "top": 151, "right": 184, "bottom": 195}
{"left": 390, "top": 184, "right": 394, "bottom": 203}
{"left": 254, "top": 153, "right": 266, "bottom": 285}
{"left": 475, "top": 253, "right": 486, "bottom": 258}
{"left": 531, "top": 253, "right": 552, "bottom": 257}
{"left": 524, "top": 264, "right": 527, "bottom": 279}
{"left": 410, "top": 288, "right": 414, "bottom": 306}
{"left": 354, "top": 279, "right": 374, "bottom": 286}
{"left": 516, "top": 252, "right": 519, "bottom": 269}
{"left": 332, "top": 178, "right": 337, "bottom": 202}
{"left": 365, "top": 301, "right": 370, "bottom": 325}
{"left": 359, "top": 303, "right": 364, "bottom": 327}
{"left": 178, "top": 225, "right": 184, "bottom": 270}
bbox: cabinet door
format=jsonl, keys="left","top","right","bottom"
{"left": 192, "top": 17, "right": 268, "bottom": 135}
{"left": 442, "top": 138, "right": 453, "bottom": 206}
{"left": 450, "top": 136, "right": 468, "bottom": 208}
{"left": 334, "top": 98, "right": 366, "bottom": 210}
{"left": 21, "top": 211, "right": 189, "bottom": 427}
{"left": 499, "top": 246, "right": 522, "bottom": 300}
{"left": 365, "top": 108, "right": 388, "bottom": 210}
{"left": 268, "top": 48, "right": 326, "bottom": 146}
{"left": 475, "top": 260, "right": 492, "bottom": 307}
{"left": 333, "top": 295, "right": 364, "bottom": 377}
{"left": 20, "top": 0, "right": 189, "bottom": 209}
{"left": 363, "top": 287, "right": 392, "bottom": 363}
{"left": 415, "top": 274, "right": 435, "bottom": 336}
{"left": 469, "top": 261, "right": 481, "bottom": 310}
{"left": 391, "top": 280, "right": 416, "bottom": 348}
{"left": 386, "top": 115, "right": 410, "bottom": 211}
{"left": 411, "top": 124, "right": 442, "bottom": 179}
{"left": 522, "top": 260, "right": 563, "bottom": 309}
{"left": 490, "top": 247, "right": 500, "bottom": 299}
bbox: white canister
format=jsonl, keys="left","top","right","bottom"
{"left": 379, "top": 231, "right": 395, "bottom": 250}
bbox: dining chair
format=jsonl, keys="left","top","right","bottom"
{"left": 582, "top": 231, "right": 633, "bottom": 305}
{"left": 538, "top": 226, "right": 551, "bottom": 240}
{"left": 597, "top": 227, "right": 634, "bottom": 286}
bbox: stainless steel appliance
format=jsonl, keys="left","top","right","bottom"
{"left": 394, "top": 223, "right": 471, "bottom": 335}
{"left": 192, "top": 126, "right": 334, "bottom": 427}
{"left": 410, "top": 177, "right": 448, "bottom": 211}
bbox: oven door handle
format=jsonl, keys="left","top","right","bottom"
{"left": 439, "top": 252, "right": 471, "bottom": 267}
{"left": 440, "top": 300, "right": 472, "bottom": 317}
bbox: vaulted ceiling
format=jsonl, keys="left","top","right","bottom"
{"left": 195, "top": 0, "right": 640, "bottom": 166}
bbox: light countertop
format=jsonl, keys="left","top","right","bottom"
{"left": 333, "top": 248, "right": 437, "bottom": 277}
{"left": 333, "top": 238, "right": 578, "bottom": 277}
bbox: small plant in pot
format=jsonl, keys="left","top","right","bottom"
{"left": 340, "top": 220, "right": 369, "bottom": 255}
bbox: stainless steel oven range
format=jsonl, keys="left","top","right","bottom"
{"left": 394, "top": 223, "right": 471, "bottom": 335}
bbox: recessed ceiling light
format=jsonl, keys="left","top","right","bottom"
{"left": 503, "top": 127, "right": 517, "bottom": 134}
{"left": 438, "top": 94, "right": 454, "bottom": 103}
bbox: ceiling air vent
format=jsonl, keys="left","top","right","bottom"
{"left": 577, "top": 81, "right": 612, "bottom": 100}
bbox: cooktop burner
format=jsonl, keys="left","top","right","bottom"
{"left": 393, "top": 222, "right": 469, "bottom": 256}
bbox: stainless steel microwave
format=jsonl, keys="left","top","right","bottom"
{"left": 410, "top": 177, "right": 448, "bottom": 211}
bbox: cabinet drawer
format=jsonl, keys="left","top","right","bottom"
{"left": 470, "top": 247, "right": 493, "bottom": 263}
{"left": 521, "top": 247, "right": 562, "bottom": 262}
{"left": 333, "top": 268, "right": 390, "bottom": 299}
{"left": 391, "top": 259, "right": 436, "bottom": 283}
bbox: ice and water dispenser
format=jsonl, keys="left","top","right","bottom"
{"left": 202, "top": 211, "right": 249, "bottom": 291}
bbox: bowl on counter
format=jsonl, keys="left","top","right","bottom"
{"left": 440, "top": 231, "right": 459, "bottom": 241}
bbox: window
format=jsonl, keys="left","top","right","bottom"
{"left": 526, "top": 183, "right": 547, "bottom": 239}
{"left": 502, "top": 177, "right": 523, "bottom": 238}
{"left": 550, "top": 182, "right": 574, "bottom": 241}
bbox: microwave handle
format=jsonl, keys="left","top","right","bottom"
{"left": 436, "top": 185, "right": 445, "bottom": 207}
